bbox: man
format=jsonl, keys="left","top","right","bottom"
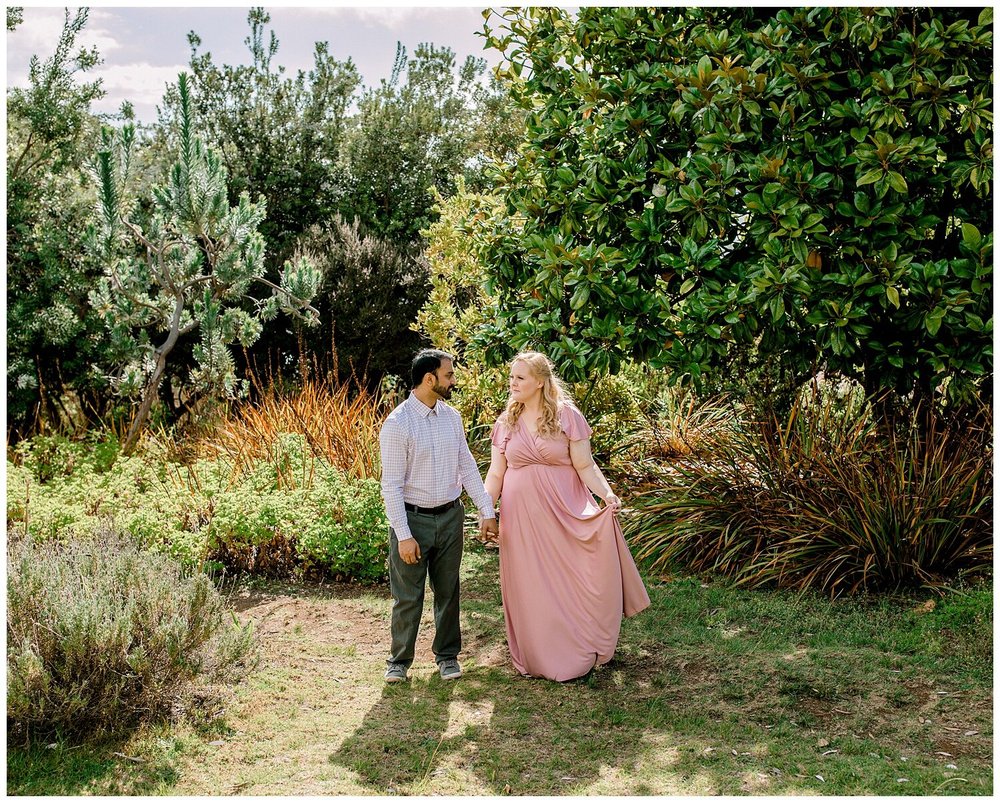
{"left": 379, "top": 349, "right": 499, "bottom": 683}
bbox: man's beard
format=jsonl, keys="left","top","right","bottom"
{"left": 432, "top": 382, "right": 453, "bottom": 400}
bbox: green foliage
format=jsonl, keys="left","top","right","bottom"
{"left": 14, "top": 434, "right": 87, "bottom": 484}
{"left": 343, "top": 42, "right": 492, "bottom": 244}
{"left": 6, "top": 528, "right": 257, "bottom": 741}
{"left": 477, "top": 7, "right": 992, "bottom": 412}
{"left": 205, "top": 436, "right": 389, "bottom": 582}
{"left": 6, "top": 432, "right": 389, "bottom": 582}
{"left": 625, "top": 395, "right": 992, "bottom": 595}
{"left": 412, "top": 179, "right": 509, "bottom": 451}
{"left": 175, "top": 8, "right": 361, "bottom": 268}
{"left": 7, "top": 8, "right": 102, "bottom": 180}
{"left": 295, "top": 474, "right": 388, "bottom": 582}
{"left": 413, "top": 180, "right": 503, "bottom": 355}
{"left": 914, "top": 584, "right": 993, "bottom": 668}
{"left": 636, "top": 384, "right": 735, "bottom": 461}
{"left": 170, "top": 10, "right": 516, "bottom": 387}
{"left": 573, "top": 370, "right": 647, "bottom": 464}
{"left": 6, "top": 8, "right": 113, "bottom": 438}
{"left": 87, "top": 71, "right": 321, "bottom": 453}
{"left": 292, "top": 216, "right": 428, "bottom": 384}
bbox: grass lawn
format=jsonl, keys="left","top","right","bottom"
{"left": 7, "top": 542, "right": 993, "bottom": 795}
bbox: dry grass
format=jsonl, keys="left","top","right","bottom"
{"left": 196, "top": 379, "right": 390, "bottom": 482}
{"left": 640, "top": 388, "right": 735, "bottom": 460}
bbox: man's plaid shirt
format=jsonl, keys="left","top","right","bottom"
{"left": 379, "top": 393, "right": 495, "bottom": 541}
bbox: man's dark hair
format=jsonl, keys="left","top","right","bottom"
{"left": 411, "top": 349, "right": 454, "bottom": 388}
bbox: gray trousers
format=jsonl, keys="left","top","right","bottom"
{"left": 388, "top": 503, "right": 464, "bottom": 668}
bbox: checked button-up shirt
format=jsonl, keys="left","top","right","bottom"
{"left": 379, "top": 392, "right": 495, "bottom": 541}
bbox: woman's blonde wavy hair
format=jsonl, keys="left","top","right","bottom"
{"left": 500, "top": 350, "right": 572, "bottom": 438}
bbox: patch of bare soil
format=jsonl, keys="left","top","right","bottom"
{"left": 235, "top": 587, "right": 384, "bottom": 650}
{"left": 228, "top": 579, "right": 512, "bottom": 671}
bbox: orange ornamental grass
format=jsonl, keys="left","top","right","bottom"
{"left": 200, "top": 379, "right": 390, "bottom": 484}
{"left": 641, "top": 388, "right": 734, "bottom": 460}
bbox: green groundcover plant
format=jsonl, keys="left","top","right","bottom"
{"left": 7, "top": 431, "right": 389, "bottom": 582}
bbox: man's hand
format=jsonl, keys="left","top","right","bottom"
{"left": 480, "top": 517, "right": 499, "bottom": 544}
{"left": 397, "top": 537, "right": 421, "bottom": 565}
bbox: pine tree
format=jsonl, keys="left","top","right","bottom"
{"left": 88, "top": 72, "right": 321, "bottom": 454}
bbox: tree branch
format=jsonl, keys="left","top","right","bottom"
{"left": 254, "top": 275, "right": 321, "bottom": 317}
{"left": 155, "top": 292, "right": 187, "bottom": 357}
{"left": 9, "top": 131, "right": 38, "bottom": 183}
{"left": 18, "top": 149, "right": 58, "bottom": 181}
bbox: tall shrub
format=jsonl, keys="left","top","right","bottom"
{"left": 291, "top": 216, "right": 428, "bottom": 385}
{"left": 6, "top": 8, "right": 110, "bottom": 439}
{"left": 625, "top": 397, "right": 992, "bottom": 595}
{"left": 88, "top": 71, "right": 321, "bottom": 455}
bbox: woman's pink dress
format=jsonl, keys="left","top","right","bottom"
{"left": 491, "top": 404, "right": 651, "bottom": 681}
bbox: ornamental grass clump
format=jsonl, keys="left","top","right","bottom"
{"left": 626, "top": 396, "right": 992, "bottom": 596}
{"left": 640, "top": 386, "right": 734, "bottom": 460}
{"left": 202, "top": 378, "right": 388, "bottom": 483}
{"left": 6, "top": 528, "right": 257, "bottom": 742}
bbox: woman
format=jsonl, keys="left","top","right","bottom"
{"left": 483, "top": 351, "right": 650, "bottom": 681}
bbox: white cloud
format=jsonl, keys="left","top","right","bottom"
{"left": 90, "top": 62, "right": 187, "bottom": 112}
{"left": 296, "top": 6, "right": 434, "bottom": 30}
{"left": 7, "top": 7, "right": 123, "bottom": 88}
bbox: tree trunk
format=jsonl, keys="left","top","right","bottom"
{"left": 121, "top": 351, "right": 171, "bottom": 456}
{"left": 121, "top": 295, "right": 186, "bottom": 455}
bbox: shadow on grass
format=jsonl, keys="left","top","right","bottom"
{"left": 333, "top": 677, "right": 460, "bottom": 792}
{"left": 331, "top": 544, "right": 693, "bottom": 794}
{"left": 332, "top": 545, "right": 994, "bottom": 796}
{"left": 330, "top": 656, "right": 688, "bottom": 795}
{"left": 6, "top": 736, "right": 181, "bottom": 796}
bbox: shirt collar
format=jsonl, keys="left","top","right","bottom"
{"left": 407, "top": 391, "right": 439, "bottom": 417}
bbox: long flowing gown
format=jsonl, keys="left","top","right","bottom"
{"left": 491, "top": 404, "right": 651, "bottom": 681}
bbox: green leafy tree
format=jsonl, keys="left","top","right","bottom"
{"left": 6, "top": 8, "right": 108, "bottom": 437}
{"left": 294, "top": 216, "right": 428, "bottom": 383}
{"left": 152, "top": 8, "right": 361, "bottom": 388}
{"left": 411, "top": 180, "right": 511, "bottom": 441}
{"left": 342, "top": 42, "right": 490, "bottom": 244}
{"left": 88, "top": 73, "right": 321, "bottom": 454}
{"left": 412, "top": 178, "right": 503, "bottom": 355}
{"left": 173, "top": 7, "right": 362, "bottom": 269}
{"left": 477, "top": 7, "right": 992, "bottom": 415}
{"left": 464, "top": 73, "right": 529, "bottom": 192}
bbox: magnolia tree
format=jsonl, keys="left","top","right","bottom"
{"left": 475, "top": 7, "right": 992, "bottom": 416}
{"left": 88, "top": 73, "right": 321, "bottom": 453}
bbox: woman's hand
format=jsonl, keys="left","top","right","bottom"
{"left": 604, "top": 493, "right": 622, "bottom": 512}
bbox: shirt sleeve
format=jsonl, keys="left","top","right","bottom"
{"left": 560, "top": 404, "right": 593, "bottom": 441}
{"left": 379, "top": 416, "right": 413, "bottom": 540}
{"left": 458, "top": 413, "right": 496, "bottom": 520}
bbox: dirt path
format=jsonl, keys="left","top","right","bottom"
{"left": 158, "top": 569, "right": 992, "bottom": 797}
{"left": 170, "top": 578, "right": 517, "bottom": 795}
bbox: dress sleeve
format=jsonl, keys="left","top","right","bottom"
{"left": 559, "top": 404, "right": 593, "bottom": 441}
{"left": 490, "top": 419, "right": 509, "bottom": 453}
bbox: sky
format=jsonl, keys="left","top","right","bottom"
{"left": 5, "top": 2, "right": 514, "bottom": 123}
